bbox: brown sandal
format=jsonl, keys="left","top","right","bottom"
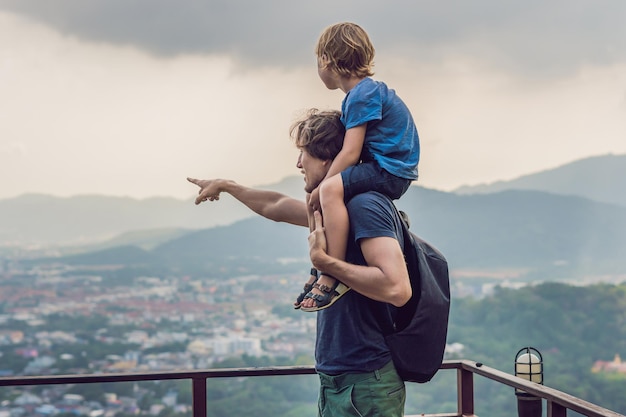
{"left": 294, "top": 268, "right": 318, "bottom": 309}
{"left": 300, "top": 274, "right": 350, "bottom": 312}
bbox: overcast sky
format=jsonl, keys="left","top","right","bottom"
{"left": 1, "top": 0, "right": 625, "bottom": 200}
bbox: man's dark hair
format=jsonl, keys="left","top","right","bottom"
{"left": 290, "top": 109, "right": 345, "bottom": 161}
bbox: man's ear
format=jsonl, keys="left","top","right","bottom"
{"left": 319, "top": 54, "right": 330, "bottom": 68}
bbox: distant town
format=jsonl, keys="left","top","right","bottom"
{"left": 0, "top": 260, "right": 324, "bottom": 361}
{"left": 0, "top": 258, "right": 321, "bottom": 417}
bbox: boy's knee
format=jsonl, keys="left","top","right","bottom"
{"left": 320, "top": 175, "right": 344, "bottom": 200}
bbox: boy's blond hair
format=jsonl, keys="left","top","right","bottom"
{"left": 315, "top": 22, "right": 375, "bottom": 78}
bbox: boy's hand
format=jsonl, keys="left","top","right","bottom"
{"left": 187, "top": 177, "right": 223, "bottom": 205}
{"left": 309, "top": 187, "right": 320, "bottom": 211}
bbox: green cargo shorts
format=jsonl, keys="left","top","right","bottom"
{"left": 317, "top": 361, "right": 406, "bottom": 417}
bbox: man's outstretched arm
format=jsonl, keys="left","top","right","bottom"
{"left": 187, "top": 177, "right": 309, "bottom": 227}
{"left": 308, "top": 210, "right": 412, "bottom": 307}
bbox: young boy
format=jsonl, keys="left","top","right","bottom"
{"left": 297, "top": 22, "right": 420, "bottom": 312}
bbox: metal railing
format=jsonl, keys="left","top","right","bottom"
{"left": 0, "top": 359, "right": 623, "bottom": 417}
{"left": 440, "top": 360, "right": 624, "bottom": 417}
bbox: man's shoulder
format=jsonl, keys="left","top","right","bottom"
{"left": 348, "top": 190, "right": 392, "bottom": 204}
{"left": 347, "top": 191, "right": 396, "bottom": 217}
{"left": 348, "top": 192, "right": 401, "bottom": 242}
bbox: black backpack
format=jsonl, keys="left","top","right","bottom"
{"left": 378, "top": 209, "right": 451, "bottom": 383}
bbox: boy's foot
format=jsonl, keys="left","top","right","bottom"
{"left": 294, "top": 268, "right": 318, "bottom": 309}
{"left": 300, "top": 273, "right": 351, "bottom": 312}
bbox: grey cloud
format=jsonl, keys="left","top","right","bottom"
{"left": 1, "top": 0, "right": 625, "bottom": 77}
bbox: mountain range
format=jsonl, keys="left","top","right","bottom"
{"left": 3, "top": 154, "right": 626, "bottom": 277}
{"left": 0, "top": 176, "right": 307, "bottom": 246}
{"left": 454, "top": 153, "right": 626, "bottom": 207}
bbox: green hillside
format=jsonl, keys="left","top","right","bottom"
{"left": 443, "top": 282, "right": 626, "bottom": 415}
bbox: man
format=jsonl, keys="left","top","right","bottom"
{"left": 187, "top": 108, "right": 411, "bottom": 417}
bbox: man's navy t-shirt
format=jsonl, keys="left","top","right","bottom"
{"left": 314, "top": 191, "right": 405, "bottom": 375}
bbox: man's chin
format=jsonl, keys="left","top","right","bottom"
{"left": 303, "top": 177, "right": 322, "bottom": 193}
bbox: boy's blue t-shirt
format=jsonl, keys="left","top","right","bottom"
{"left": 341, "top": 77, "right": 420, "bottom": 180}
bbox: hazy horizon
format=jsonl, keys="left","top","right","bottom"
{"left": 1, "top": 151, "right": 624, "bottom": 201}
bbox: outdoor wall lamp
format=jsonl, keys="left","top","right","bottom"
{"left": 514, "top": 347, "right": 543, "bottom": 417}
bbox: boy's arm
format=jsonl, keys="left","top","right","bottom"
{"left": 308, "top": 211, "right": 411, "bottom": 307}
{"left": 324, "top": 124, "right": 367, "bottom": 179}
{"left": 187, "top": 177, "right": 309, "bottom": 227}
{"left": 308, "top": 124, "right": 366, "bottom": 209}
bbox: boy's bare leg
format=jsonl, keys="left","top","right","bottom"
{"left": 294, "top": 194, "right": 319, "bottom": 308}
{"left": 300, "top": 174, "right": 348, "bottom": 309}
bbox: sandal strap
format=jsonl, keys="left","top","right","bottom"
{"left": 305, "top": 292, "right": 327, "bottom": 302}
{"left": 313, "top": 282, "right": 336, "bottom": 294}
{"left": 301, "top": 279, "right": 350, "bottom": 311}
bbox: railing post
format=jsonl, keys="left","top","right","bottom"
{"left": 192, "top": 377, "right": 207, "bottom": 417}
{"left": 517, "top": 394, "right": 542, "bottom": 417}
{"left": 547, "top": 400, "right": 567, "bottom": 417}
{"left": 458, "top": 367, "right": 474, "bottom": 416}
